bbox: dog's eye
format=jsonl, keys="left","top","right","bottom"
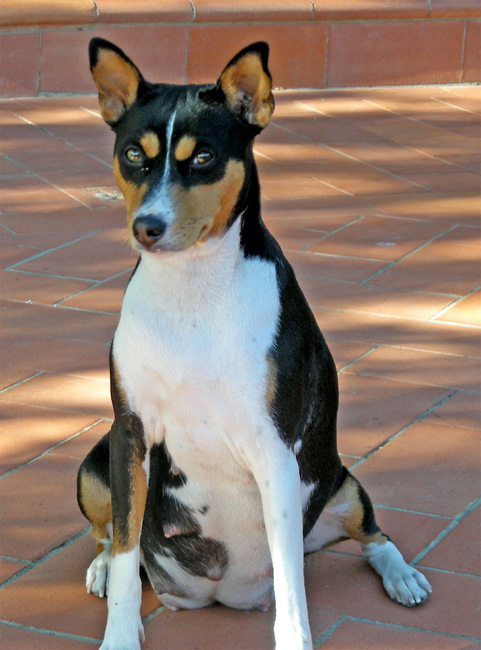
{"left": 191, "top": 150, "right": 213, "bottom": 167}
{"left": 125, "top": 146, "right": 143, "bottom": 165}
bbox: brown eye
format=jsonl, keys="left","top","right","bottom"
{"left": 125, "top": 146, "right": 143, "bottom": 164}
{"left": 192, "top": 150, "right": 213, "bottom": 166}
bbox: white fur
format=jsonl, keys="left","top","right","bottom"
{"left": 135, "top": 111, "right": 176, "bottom": 229}
{"left": 100, "top": 548, "right": 145, "bottom": 650}
{"left": 362, "top": 540, "right": 432, "bottom": 607}
{"left": 110, "top": 219, "right": 312, "bottom": 649}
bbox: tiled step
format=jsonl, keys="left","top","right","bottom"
{"left": 0, "top": 0, "right": 479, "bottom": 96}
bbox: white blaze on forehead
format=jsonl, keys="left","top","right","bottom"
{"left": 135, "top": 111, "right": 176, "bottom": 223}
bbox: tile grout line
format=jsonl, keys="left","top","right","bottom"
{"left": 415, "top": 565, "right": 481, "bottom": 580}
{"left": 428, "top": 283, "right": 481, "bottom": 323}
{"left": 341, "top": 616, "right": 481, "bottom": 644}
{"left": 53, "top": 264, "right": 136, "bottom": 307}
{"left": 0, "top": 371, "right": 44, "bottom": 395}
{"left": 275, "top": 108, "right": 430, "bottom": 192}
{"left": 359, "top": 224, "right": 459, "bottom": 286}
{"left": 371, "top": 504, "right": 452, "bottom": 520}
{"left": 336, "top": 346, "right": 378, "bottom": 374}
{"left": 0, "top": 419, "right": 107, "bottom": 480}
{"left": 4, "top": 229, "right": 102, "bottom": 271}
{"left": 9, "top": 108, "right": 113, "bottom": 170}
{"left": 1, "top": 154, "right": 92, "bottom": 210}
{"left": 348, "top": 390, "right": 458, "bottom": 471}
{"left": 4, "top": 268, "right": 99, "bottom": 283}
{"left": 314, "top": 616, "right": 347, "bottom": 647}
{"left": 0, "top": 620, "right": 100, "bottom": 646}
{"left": 298, "top": 215, "right": 366, "bottom": 252}
{"left": 410, "top": 494, "right": 481, "bottom": 566}
{"left": 0, "top": 527, "right": 91, "bottom": 590}
{"left": 5, "top": 296, "right": 119, "bottom": 317}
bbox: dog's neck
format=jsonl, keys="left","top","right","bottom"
{"left": 136, "top": 214, "right": 245, "bottom": 311}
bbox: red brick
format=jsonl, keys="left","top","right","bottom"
{"left": 187, "top": 24, "right": 327, "bottom": 89}
{"left": 463, "top": 19, "right": 481, "bottom": 82}
{"left": 0, "top": 33, "right": 40, "bottom": 97}
{"left": 327, "top": 21, "right": 465, "bottom": 87}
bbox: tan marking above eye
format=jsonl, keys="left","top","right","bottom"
{"left": 139, "top": 132, "right": 160, "bottom": 159}
{"left": 174, "top": 136, "right": 197, "bottom": 162}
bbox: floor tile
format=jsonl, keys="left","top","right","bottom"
{"left": 317, "top": 618, "right": 471, "bottom": 649}
{"left": 0, "top": 372, "right": 112, "bottom": 419}
{"left": 305, "top": 215, "right": 452, "bottom": 262}
{"left": 0, "top": 534, "right": 159, "bottom": 638}
{"left": 305, "top": 555, "right": 480, "bottom": 639}
{"left": 0, "top": 401, "right": 100, "bottom": 475}
{"left": 0, "top": 626, "right": 88, "bottom": 650}
{"left": 353, "top": 421, "right": 480, "bottom": 517}
{"left": 436, "top": 288, "right": 481, "bottom": 326}
{"left": 0, "top": 559, "right": 30, "bottom": 585}
{"left": 0, "top": 456, "right": 89, "bottom": 561}
{"left": 336, "top": 374, "right": 449, "bottom": 457}
{"left": 2, "top": 300, "right": 118, "bottom": 346}
{"left": 299, "top": 276, "right": 454, "bottom": 321}
{"left": 420, "top": 505, "right": 481, "bottom": 576}
{"left": 13, "top": 229, "right": 136, "bottom": 282}
{"left": 368, "top": 229, "right": 481, "bottom": 295}
{"left": 311, "top": 307, "right": 481, "bottom": 358}
{"left": 423, "top": 391, "right": 481, "bottom": 431}
{"left": 345, "top": 345, "right": 481, "bottom": 392}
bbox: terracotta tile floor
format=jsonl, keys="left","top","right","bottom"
{"left": 1, "top": 86, "right": 480, "bottom": 649}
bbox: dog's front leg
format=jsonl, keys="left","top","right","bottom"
{"left": 247, "top": 432, "right": 312, "bottom": 650}
{"left": 100, "top": 414, "right": 148, "bottom": 650}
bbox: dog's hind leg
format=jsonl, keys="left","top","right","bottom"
{"left": 305, "top": 468, "right": 432, "bottom": 607}
{"left": 77, "top": 433, "right": 113, "bottom": 598}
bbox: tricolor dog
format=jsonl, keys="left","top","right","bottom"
{"left": 77, "top": 38, "right": 432, "bottom": 650}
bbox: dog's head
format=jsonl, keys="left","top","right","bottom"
{"left": 89, "top": 38, "right": 274, "bottom": 253}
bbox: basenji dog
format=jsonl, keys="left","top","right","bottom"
{"left": 77, "top": 38, "right": 432, "bottom": 650}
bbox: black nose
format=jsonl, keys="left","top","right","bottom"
{"left": 133, "top": 215, "right": 166, "bottom": 249}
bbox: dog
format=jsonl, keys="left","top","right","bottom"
{"left": 77, "top": 38, "right": 432, "bottom": 650}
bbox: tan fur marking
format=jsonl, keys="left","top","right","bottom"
{"left": 113, "top": 156, "right": 148, "bottom": 246}
{"left": 220, "top": 53, "right": 274, "bottom": 128}
{"left": 326, "top": 474, "right": 385, "bottom": 545}
{"left": 169, "top": 159, "right": 245, "bottom": 247}
{"left": 92, "top": 49, "right": 139, "bottom": 123}
{"left": 79, "top": 472, "right": 111, "bottom": 543}
{"left": 139, "top": 132, "right": 160, "bottom": 159}
{"left": 174, "top": 136, "right": 197, "bottom": 162}
{"left": 112, "top": 452, "right": 148, "bottom": 554}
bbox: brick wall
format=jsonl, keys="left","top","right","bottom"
{"left": 1, "top": 0, "right": 479, "bottom": 97}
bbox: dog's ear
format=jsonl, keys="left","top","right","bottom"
{"left": 214, "top": 42, "right": 274, "bottom": 129}
{"left": 89, "top": 38, "right": 143, "bottom": 125}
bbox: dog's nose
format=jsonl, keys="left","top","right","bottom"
{"left": 133, "top": 215, "right": 166, "bottom": 249}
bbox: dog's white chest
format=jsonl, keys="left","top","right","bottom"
{"left": 113, "top": 237, "right": 281, "bottom": 474}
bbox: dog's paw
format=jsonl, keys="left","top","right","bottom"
{"left": 363, "top": 540, "right": 432, "bottom": 607}
{"left": 383, "top": 565, "right": 432, "bottom": 607}
{"left": 86, "top": 547, "right": 111, "bottom": 598}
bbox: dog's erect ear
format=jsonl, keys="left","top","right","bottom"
{"left": 216, "top": 42, "right": 274, "bottom": 129}
{"left": 89, "top": 38, "right": 143, "bottom": 125}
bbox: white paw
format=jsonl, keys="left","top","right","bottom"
{"left": 86, "top": 547, "right": 111, "bottom": 598}
{"left": 383, "top": 565, "right": 432, "bottom": 607}
{"left": 363, "top": 540, "right": 432, "bottom": 607}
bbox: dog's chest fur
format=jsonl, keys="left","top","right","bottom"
{"left": 113, "top": 222, "right": 285, "bottom": 603}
